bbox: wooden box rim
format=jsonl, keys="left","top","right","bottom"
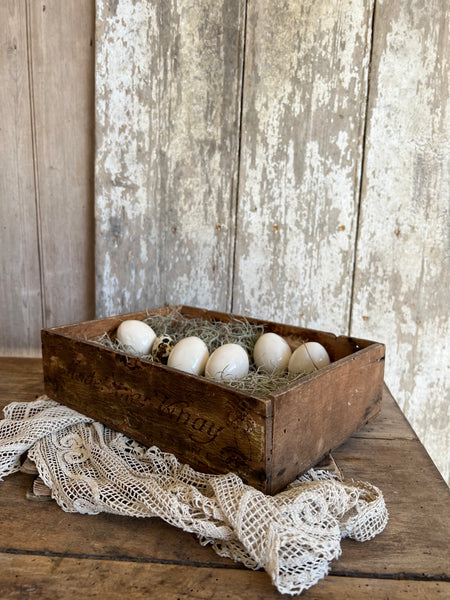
{"left": 41, "top": 304, "right": 384, "bottom": 401}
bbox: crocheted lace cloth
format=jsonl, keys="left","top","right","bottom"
{"left": 0, "top": 397, "right": 388, "bottom": 596}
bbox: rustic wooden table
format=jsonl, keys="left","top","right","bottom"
{"left": 0, "top": 357, "right": 449, "bottom": 599}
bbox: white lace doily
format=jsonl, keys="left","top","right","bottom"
{"left": 0, "top": 396, "right": 388, "bottom": 595}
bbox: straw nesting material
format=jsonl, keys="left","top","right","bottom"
{"left": 93, "top": 309, "right": 305, "bottom": 397}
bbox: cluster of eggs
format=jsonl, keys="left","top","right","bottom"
{"left": 115, "top": 319, "right": 247, "bottom": 381}
{"left": 116, "top": 319, "right": 331, "bottom": 382}
{"left": 253, "top": 332, "right": 330, "bottom": 375}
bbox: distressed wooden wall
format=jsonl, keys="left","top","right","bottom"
{"left": 95, "top": 0, "right": 245, "bottom": 314}
{"left": 351, "top": 0, "right": 450, "bottom": 485}
{"left": 0, "top": 0, "right": 95, "bottom": 355}
{"left": 1, "top": 1, "right": 448, "bottom": 485}
{"left": 95, "top": 0, "right": 449, "bottom": 485}
{"left": 233, "top": 0, "right": 374, "bottom": 333}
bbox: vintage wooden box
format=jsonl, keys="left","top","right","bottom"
{"left": 41, "top": 305, "right": 385, "bottom": 494}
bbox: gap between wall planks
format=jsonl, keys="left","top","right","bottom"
{"left": 0, "top": 0, "right": 95, "bottom": 357}
{"left": 350, "top": 0, "right": 450, "bottom": 485}
{"left": 0, "top": 1, "right": 447, "bottom": 483}
{"left": 95, "top": 0, "right": 375, "bottom": 332}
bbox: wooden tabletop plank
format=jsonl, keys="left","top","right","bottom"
{"left": 351, "top": 385, "right": 417, "bottom": 441}
{"left": 0, "top": 357, "right": 43, "bottom": 397}
{"left": 333, "top": 437, "right": 450, "bottom": 578}
{"left": 0, "top": 471, "right": 232, "bottom": 567}
{"left": 0, "top": 553, "right": 448, "bottom": 600}
{"left": 2, "top": 437, "right": 447, "bottom": 579}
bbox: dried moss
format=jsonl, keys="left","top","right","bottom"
{"left": 143, "top": 308, "right": 263, "bottom": 355}
{"left": 92, "top": 309, "right": 306, "bottom": 397}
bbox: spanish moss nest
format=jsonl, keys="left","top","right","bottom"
{"left": 93, "top": 308, "right": 306, "bottom": 397}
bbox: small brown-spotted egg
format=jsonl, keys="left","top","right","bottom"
{"left": 151, "top": 334, "right": 175, "bottom": 364}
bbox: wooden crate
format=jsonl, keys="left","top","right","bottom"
{"left": 41, "top": 305, "right": 385, "bottom": 494}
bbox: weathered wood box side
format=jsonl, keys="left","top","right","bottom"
{"left": 41, "top": 305, "right": 385, "bottom": 494}
{"left": 268, "top": 343, "right": 385, "bottom": 491}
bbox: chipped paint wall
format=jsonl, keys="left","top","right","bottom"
{"left": 350, "top": 0, "right": 450, "bottom": 484}
{"left": 95, "top": 0, "right": 245, "bottom": 315}
{"left": 94, "top": 0, "right": 449, "bottom": 485}
{"left": 232, "top": 0, "right": 374, "bottom": 333}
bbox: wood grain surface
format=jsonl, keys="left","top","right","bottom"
{"left": 0, "top": 1, "right": 42, "bottom": 355}
{"left": 233, "top": 0, "right": 374, "bottom": 333}
{"left": 93, "top": 0, "right": 449, "bottom": 487}
{"left": 350, "top": 0, "right": 450, "bottom": 484}
{"left": 27, "top": 0, "right": 96, "bottom": 330}
{"left": 0, "top": 0, "right": 95, "bottom": 355}
{"left": 0, "top": 357, "right": 449, "bottom": 599}
{"left": 40, "top": 307, "right": 384, "bottom": 493}
{"left": 1, "top": 0, "right": 448, "bottom": 490}
{"left": 95, "top": 0, "right": 245, "bottom": 316}
{"left": 0, "top": 554, "right": 448, "bottom": 600}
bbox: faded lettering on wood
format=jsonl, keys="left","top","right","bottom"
{"left": 0, "top": 0, "right": 441, "bottom": 486}
{"left": 2, "top": 357, "right": 450, "bottom": 590}
{"left": 41, "top": 306, "right": 384, "bottom": 493}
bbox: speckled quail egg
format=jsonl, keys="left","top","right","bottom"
{"left": 151, "top": 334, "right": 175, "bottom": 364}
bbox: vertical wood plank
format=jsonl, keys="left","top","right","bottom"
{"left": 0, "top": 0, "right": 42, "bottom": 355}
{"left": 232, "top": 0, "right": 374, "bottom": 333}
{"left": 95, "top": 0, "right": 245, "bottom": 317}
{"left": 29, "top": 0, "right": 95, "bottom": 329}
{"left": 351, "top": 0, "right": 450, "bottom": 484}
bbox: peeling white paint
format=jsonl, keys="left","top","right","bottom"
{"left": 351, "top": 0, "right": 450, "bottom": 484}
{"left": 95, "top": 0, "right": 449, "bottom": 485}
{"left": 95, "top": 0, "right": 245, "bottom": 316}
{"left": 233, "top": 0, "right": 373, "bottom": 332}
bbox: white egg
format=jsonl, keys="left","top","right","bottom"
{"left": 253, "top": 332, "right": 292, "bottom": 373}
{"left": 288, "top": 341, "right": 331, "bottom": 375}
{"left": 205, "top": 343, "right": 249, "bottom": 381}
{"left": 116, "top": 319, "right": 156, "bottom": 355}
{"left": 167, "top": 336, "right": 209, "bottom": 376}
